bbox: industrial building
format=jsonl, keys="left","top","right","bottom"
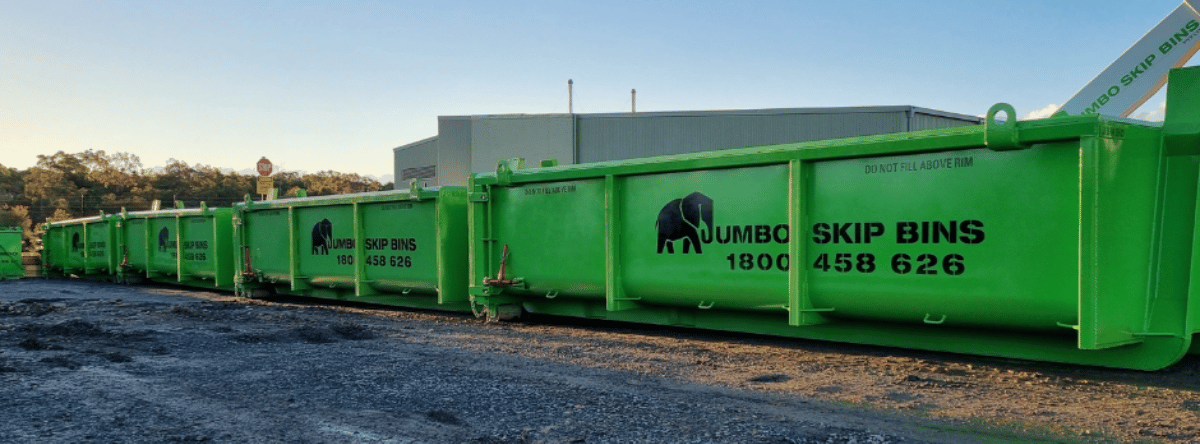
{"left": 394, "top": 106, "right": 983, "bottom": 186}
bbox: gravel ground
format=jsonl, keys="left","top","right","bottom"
{"left": 1, "top": 279, "right": 1197, "bottom": 443}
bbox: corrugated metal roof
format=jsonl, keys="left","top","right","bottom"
{"left": 394, "top": 135, "right": 438, "bottom": 152}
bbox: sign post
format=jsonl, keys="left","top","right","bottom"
{"left": 256, "top": 157, "right": 274, "bottom": 200}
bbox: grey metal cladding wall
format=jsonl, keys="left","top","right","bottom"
{"left": 436, "top": 117, "right": 473, "bottom": 186}
{"left": 910, "top": 109, "right": 983, "bottom": 130}
{"left": 393, "top": 136, "right": 438, "bottom": 186}
{"left": 469, "top": 115, "right": 574, "bottom": 173}
{"left": 577, "top": 111, "right": 907, "bottom": 163}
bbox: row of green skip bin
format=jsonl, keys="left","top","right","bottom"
{"left": 43, "top": 67, "right": 1200, "bottom": 370}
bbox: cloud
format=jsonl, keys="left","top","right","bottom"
{"left": 1023, "top": 103, "right": 1059, "bottom": 120}
{"left": 1133, "top": 100, "right": 1167, "bottom": 122}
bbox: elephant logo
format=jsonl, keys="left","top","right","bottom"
{"left": 71, "top": 233, "right": 83, "bottom": 252}
{"left": 158, "top": 228, "right": 170, "bottom": 251}
{"left": 312, "top": 219, "right": 333, "bottom": 255}
{"left": 656, "top": 192, "right": 714, "bottom": 254}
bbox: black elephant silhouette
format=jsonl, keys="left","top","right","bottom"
{"left": 71, "top": 233, "right": 83, "bottom": 252}
{"left": 158, "top": 228, "right": 170, "bottom": 251}
{"left": 312, "top": 219, "right": 333, "bottom": 255}
{"left": 656, "top": 192, "right": 714, "bottom": 254}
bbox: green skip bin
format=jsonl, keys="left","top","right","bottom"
{"left": 234, "top": 183, "right": 468, "bottom": 311}
{"left": 467, "top": 66, "right": 1200, "bottom": 371}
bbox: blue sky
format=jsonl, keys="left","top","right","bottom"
{"left": 0, "top": 0, "right": 1190, "bottom": 181}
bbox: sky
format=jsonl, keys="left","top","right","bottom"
{"left": 1, "top": 0, "right": 1193, "bottom": 182}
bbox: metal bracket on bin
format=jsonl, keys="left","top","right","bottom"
{"left": 495, "top": 158, "right": 525, "bottom": 186}
{"left": 119, "top": 247, "right": 132, "bottom": 269}
{"left": 985, "top": 103, "right": 1028, "bottom": 151}
{"left": 483, "top": 244, "right": 524, "bottom": 288}
{"left": 240, "top": 246, "right": 257, "bottom": 280}
{"left": 407, "top": 179, "right": 424, "bottom": 201}
{"left": 923, "top": 313, "right": 947, "bottom": 325}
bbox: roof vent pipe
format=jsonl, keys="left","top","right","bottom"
{"left": 632, "top": 89, "right": 636, "bottom": 113}
{"left": 568, "top": 79, "right": 574, "bottom": 114}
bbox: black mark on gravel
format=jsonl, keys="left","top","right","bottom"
{"left": 169, "top": 306, "right": 206, "bottom": 318}
{"left": 104, "top": 351, "right": 133, "bottom": 363}
{"left": 235, "top": 324, "right": 376, "bottom": 344}
{"left": 167, "top": 434, "right": 212, "bottom": 442}
{"left": 296, "top": 326, "right": 337, "bottom": 344}
{"left": 0, "top": 301, "right": 65, "bottom": 317}
{"left": 21, "top": 319, "right": 109, "bottom": 337}
{"left": 18, "top": 338, "right": 58, "bottom": 350}
{"left": 426, "top": 410, "right": 464, "bottom": 426}
{"left": 203, "top": 302, "right": 245, "bottom": 311}
{"left": 331, "top": 323, "right": 375, "bottom": 340}
{"left": 168, "top": 302, "right": 246, "bottom": 321}
{"left": 885, "top": 391, "right": 918, "bottom": 402}
{"left": 234, "top": 333, "right": 274, "bottom": 344}
{"left": 39, "top": 355, "right": 80, "bottom": 369}
{"left": 748, "top": 374, "right": 791, "bottom": 383}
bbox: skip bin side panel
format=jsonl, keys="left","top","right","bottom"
{"left": 619, "top": 165, "right": 790, "bottom": 311}
{"left": 807, "top": 146, "right": 1079, "bottom": 330}
{"left": 172, "top": 209, "right": 233, "bottom": 289}
{"left": 245, "top": 208, "right": 291, "bottom": 283}
{"left": 123, "top": 218, "right": 148, "bottom": 275}
{"left": 295, "top": 205, "right": 356, "bottom": 291}
{"left": 41, "top": 226, "right": 61, "bottom": 274}
{"left": 84, "top": 222, "right": 107, "bottom": 274}
{"left": 490, "top": 179, "right": 608, "bottom": 298}
{"left": 0, "top": 228, "right": 23, "bottom": 279}
{"left": 65, "top": 224, "right": 85, "bottom": 273}
{"left": 147, "top": 217, "right": 178, "bottom": 279}
{"left": 360, "top": 199, "right": 440, "bottom": 294}
{"left": 178, "top": 214, "right": 215, "bottom": 282}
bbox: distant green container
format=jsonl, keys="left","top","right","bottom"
{"left": 42, "top": 215, "right": 117, "bottom": 278}
{"left": 466, "top": 66, "right": 1200, "bottom": 371}
{"left": 0, "top": 227, "right": 23, "bottom": 280}
{"left": 113, "top": 204, "right": 234, "bottom": 288}
{"left": 234, "top": 184, "right": 469, "bottom": 310}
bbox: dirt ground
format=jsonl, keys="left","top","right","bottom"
{"left": 2, "top": 279, "right": 1199, "bottom": 443}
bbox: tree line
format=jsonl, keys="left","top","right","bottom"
{"left": 0, "top": 150, "right": 392, "bottom": 252}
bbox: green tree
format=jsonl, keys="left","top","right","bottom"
{"left": 26, "top": 150, "right": 150, "bottom": 218}
{"left": 0, "top": 163, "right": 24, "bottom": 204}
{"left": 303, "top": 171, "right": 382, "bottom": 196}
{"left": 0, "top": 204, "right": 20, "bottom": 228}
